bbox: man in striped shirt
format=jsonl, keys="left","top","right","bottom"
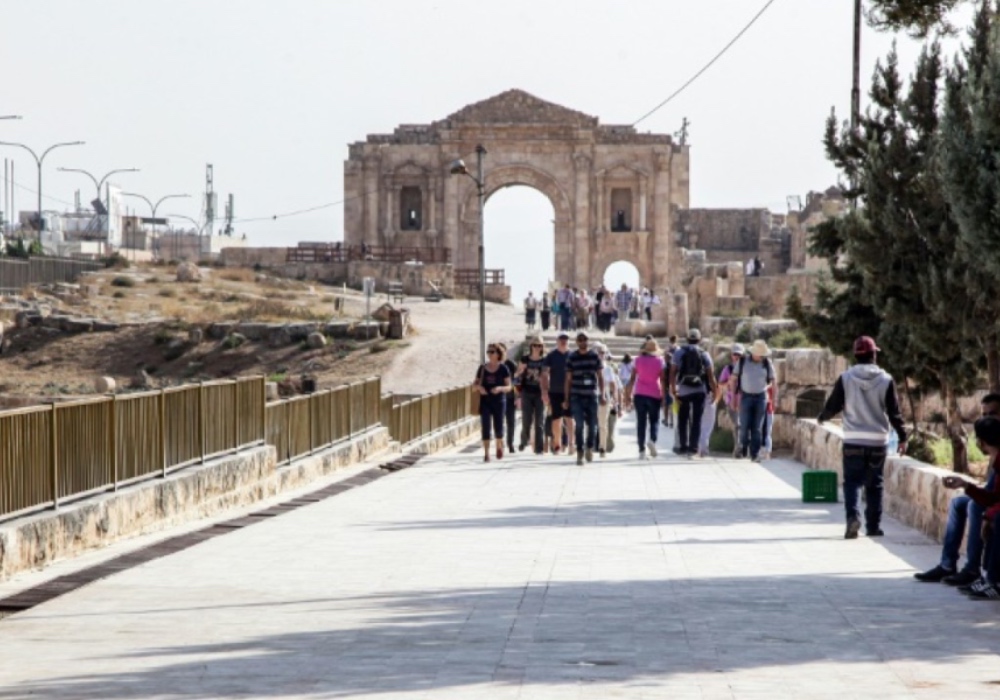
{"left": 563, "top": 331, "right": 606, "bottom": 465}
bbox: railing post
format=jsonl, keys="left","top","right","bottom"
{"left": 232, "top": 380, "right": 239, "bottom": 453}
{"left": 50, "top": 403, "right": 59, "bottom": 509}
{"left": 199, "top": 381, "right": 206, "bottom": 464}
{"left": 109, "top": 394, "right": 118, "bottom": 491}
{"left": 260, "top": 377, "right": 267, "bottom": 446}
{"left": 285, "top": 401, "right": 292, "bottom": 465}
{"left": 160, "top": 389, "right": 168, "bottom": 478}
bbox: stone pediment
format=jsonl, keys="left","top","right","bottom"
{"left": 440, "top": 89, "right": 598, "bottom": 127}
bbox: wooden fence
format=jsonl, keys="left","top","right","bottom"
{"left": 0, "top": 256, "right": 104, "bottom": 293}
{"left": 1, "top": 376, "right": 476, "bottom": 521}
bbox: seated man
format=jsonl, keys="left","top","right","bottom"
{"left": 915, "top": 394, "right": 1000, "bottom": 585}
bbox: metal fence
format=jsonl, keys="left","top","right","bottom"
{"left": 1, "top": 375, "right": 476, "bottom": 521}
{"left": 0, "top": 377, "right": 266, "bottom": 520}
{"left": 0, "top": 256, "right": 104, "bottom": 294}
{"left": 286, "top": 245, "right": 452, "bottom": 264}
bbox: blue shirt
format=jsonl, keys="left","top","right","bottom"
{"left": 543, "top": 349, "right": 570, "bottom": 394}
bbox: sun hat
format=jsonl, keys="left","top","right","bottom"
{"left": 731, "top": 343, "right": 746, "bottom": 356}
{"left": 749, "top": 339, "right": 771, "bottom": 357}
{"left": 641, "top": 338, "right": 662, "bottom": 355}
{"left": 853, "top": 335, "right": 880, "bottom": 355}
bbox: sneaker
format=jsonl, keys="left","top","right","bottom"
{"left": 914, "top": 565, "right": 955, "bottom": 583}
{"left": 585, "top": 448, "right": 593, "bottom": 462}
{"left": 576, "top": 451, "right": 584, "bottom": 466}
{"left": 845, "top": 519, "right": 861, "bottom": 540}
{"left": 600, "top": 449, "right": 606, "bottom": 458}
{"left": 519, "top": 443, "right": 526, "bottom": 452}
{"left": 638, "top": 450, "right": 647, "bottom": 461}
{"left": 648, "top": 444, "right": 658, "bottom": 458}
{"left": 966, "top": 581, "right": 1000, "bottom": 599}
{"left": 943, "top": 570, "right": 980, "bottom": 587}
{"left": 867, "top": 528, "right": 885, "bottom": 537}
{"left": 959, "top": 577, "right": 990, "bottom": 594}
{"left": 751, "top": 455, "right": 762, "bottom": 463}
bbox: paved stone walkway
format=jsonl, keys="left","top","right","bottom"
{"left": 1, "top": 415, "right": 999, "bottom": 699}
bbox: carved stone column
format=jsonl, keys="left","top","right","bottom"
{"left": 652, "top": 151, "right": 673, "bottom": 290}
{"left": 596, "top": 172, "right": 606, "bottom": 234}
{"left": 426, "top": 176, "right": 438, "bottom": 235}
{"left": 363, "top": 153, "right": 380, "bottom": 245}
{"left": 573, "top": 151, "right": 592, "bottom": 286}
{"left": 639, "top": 177, "right": 648, "bottom": 231}
{"left": 383, "top": 184, "right": 395, "bottom": 238}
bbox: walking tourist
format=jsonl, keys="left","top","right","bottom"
{"left": 669, "top": 329, "right": 716, "bottom": 457}
{"left": 941, "top": 415, "right": 1000, "bottom": 598}
{"left": 729, "top": 339, "right": 777, "bottom": 462}
{"left": 556, "top": 284, "right": 574, "bottom": 331}
{"left": 563, "top": 331, "right": 605, "bottom": 465}
{"left": 698, "top": 377, "right": 723, "bottom": 458}
{"left": 574, "top": 289, "right": 592, "bottom": 331}
{"left": 618, "top": 353, "right": 634, "bottom": 412}
{"left": 761, "top": 381, "right": 776, "bottom": 460}
{"left": 627, "top": 338, "right": 667, "bottom": 460}
{"left": 540, "top": 292, "right": 551, "bottom": 332}
{"left": 497, "top": 342, "right": 519, "bottom": 454}
{"left": 597, "top": 287, "right": 615, "bottom": 332}
{"left": 817, "top": 335, "right": 907, "bottom": 539}
{"left": 517, "top": 337, "right": 547, "bottom": 454}
{"left": 594, "top": 343, "right": 621, "bottom": 456}
{"left": 614, "top": 284, "right": 633, "bottom": 327}
{"left": 542, "top": 333, "right": 574, "bottom": 454}
{"left": 524, "top": 292, "right": 538, "bottom": 331}
{"left": 915, "top": 394, "right": 1000, "bottom": 586}
{"left": 473, "top": 343, "right": 513, "bottom": 462}
{"left": 717, "top": 344, "right": 745, "bottom": 457}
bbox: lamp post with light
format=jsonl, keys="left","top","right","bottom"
{"left": 123, "top": 192, "right": 190, "bottom": 260}
{"left": 0, "top": 140, "right": 85, "bottom": 230}
{"left": 58, "top": 167, "right": 139, "bottom": 239}
{"left": 449, "top": 144, "right": 487, "bottom": 364}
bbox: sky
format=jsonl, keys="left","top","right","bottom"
{"left": 0, "top": 0, "right": 976, "bottom": 301}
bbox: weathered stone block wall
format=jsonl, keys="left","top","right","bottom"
{"left": 744, "top": 273, "right": 819, "bottom": 317}
{"left": 676, "top": 208, "right": 770, "bottom": 252}
{"left": 775, "top": 416, "right": 952, "bottom": 542}
{"left": 220, "top": 247, "right": 288, "bottom": 268}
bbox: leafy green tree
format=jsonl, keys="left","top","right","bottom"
{"left": 939, "top": 1, "right": 1000, "bottom": 392}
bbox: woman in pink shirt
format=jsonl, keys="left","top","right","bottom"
{"left": 626, "top": 339, "right": 667, "bottom": 460}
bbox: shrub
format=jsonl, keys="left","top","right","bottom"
{"left": 709, "top": 428, "right": 735, "bottom": 454}
{"left": 158, "top": 288, "right": 176, "bottom": 298}
{"left": 111, "top": 276, "right": 136, "bottom": 288}
{"left": 222, "top": 333, "right": 246, "bottom": 350}
{"left": 112, "top": 290, "right": 126, "bottom": 299}
{"left": 219, "top": 268, "right": 255, "bottom": 283}
{"left": 734, "top": 323, "right": 752, "bottom": 344}
{"left": 770, "top": 329, "right": 811, "bottom": 349}
{"left": 925, "top": 435, "right": 986, "bottom": 468}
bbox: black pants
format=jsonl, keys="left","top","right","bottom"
{"left": 540, "top": 311, "right": 551, "bottom": 331}
{"left": 521, "top": 391, "right": 545, "bottom": 453}
{"left": 843, "top": 444, "right": 886, "bottom": 530}
{"left": 677, "top": 392, "right": 706, "bottom": 453}
{"left": 505, "top": 395, "right": 517, "bottom": 450}
{"left": 480, "top": 396, "right": 505, "bottom": 441}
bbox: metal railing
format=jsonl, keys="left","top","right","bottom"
{"left": 0, "top": 377, "right": 266, "bottom": 520}
{"left": 1, "top": 374, "right": 478, "bottom": 521}
{"left": 0, "top": 255, "right": 104, "bottom": 294}
{"left": 286, "top": 245, "right": 452, "bottom": 264}
{"left": 454, "top": 268, "right": 506, "bottom": 287}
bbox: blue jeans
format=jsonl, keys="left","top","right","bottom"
{"left": 634, "top": 394, "right": 661, "bottom": 452}
{"left": 559, "top": 308, "right": 572, "bottom": 330}
{"left": 941, "top": 495, "right": 985, "bottom": 573}
{"left": 738, "top": 392, "right": 767, "bottom": 459}
{"left": 677, "top": 392, "right": 706, "bottom": 453}
{"left": 570, "top": 394, "right": 599, "bottom": 452}
{"left": 842, "top": 444, "right": 885, "bottom": 529}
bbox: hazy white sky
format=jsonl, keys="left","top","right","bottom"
{"left": 1, "top": 0, "right": 973, "bottom": 299}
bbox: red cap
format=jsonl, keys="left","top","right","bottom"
{"left": 853, "top": 336, "right": 880, "bottom": 355}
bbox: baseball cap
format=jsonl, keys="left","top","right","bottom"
{"left": 557, "top": 332, "right": 570, "bottom": 340}
{"left": 576, "top": 330, "right": 590, "bottom": 340}
{"left": 731, "top": 343, "right": 745, "bottom": 355}
{"left": 853, "top": 336, "right": 880, "bottom": 355}
{"left": 687, "top": 328, "right": 702, "bottom": 342}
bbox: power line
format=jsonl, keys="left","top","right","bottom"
{"left": 632, "top": 0, "right": 780, "bottom": 127}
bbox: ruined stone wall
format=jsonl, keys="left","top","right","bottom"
{"left": 675, "top": 208, "right": 770, "bottom": 253}
{"left": 744, "top": 273, "right": 820, "bottom": 317}
{"left": 220, "top": 247, "right": 288, "bottom": 268}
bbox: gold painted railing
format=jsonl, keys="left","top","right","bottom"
{"left": 1, "top": 375, "right": 477, "bottom": 521}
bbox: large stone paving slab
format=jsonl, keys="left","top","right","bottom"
{"left": 0, "top": 415, "right": 998, "bottom": 699}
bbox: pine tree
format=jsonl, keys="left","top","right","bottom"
{"left": 794, "top": 42, "right": 981, "bottom": 471}
{"left": 867, "top": 0, "right": 968, "bottom": 36}
{"left": 939, "top": 0, "right": 1000, "bottom": 392}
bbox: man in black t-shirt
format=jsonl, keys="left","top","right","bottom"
{"left": 517, "top": 337, "right": 547, "bottom": 454}
{"left": 542, "top": 333, "right": 574, "bottom": 454}
{"left": 563, "top": 331, "right": 606, "bottom": 465}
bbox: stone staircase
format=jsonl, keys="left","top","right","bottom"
{"left": 536, "top": 331, "right": 670, "bottom": 361}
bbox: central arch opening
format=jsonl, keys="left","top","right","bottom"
{"left": 483, "top": 185, "right": 555, "bottom": 308}
{"left": 603, "top": 260, "right": 641, "bottom": 292}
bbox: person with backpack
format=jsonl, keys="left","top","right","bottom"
{"left": 669, "top": 329, "right": 717, "bottom": 458}
{"left": 516, "top": 337, "right": 547, "bottom": 454}
{"left": 729, "top": 339, "right": 777, "bottom": 462}
{"left": 473, "top": 343, "right": 513, "bottom": 462}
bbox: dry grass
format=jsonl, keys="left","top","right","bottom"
{"left": 229, "top": 299, "right": 328, "bottom": 322}
{"left": 217, "top": 268, "right": 256, "bottom": 283}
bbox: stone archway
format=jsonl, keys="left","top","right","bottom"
{"left": 342, "top": 88, "right": 690, "bottom": 293}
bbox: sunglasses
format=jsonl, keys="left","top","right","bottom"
{"left": 487, "top": 349, "right": 498, "bottom": 355}
{"left": 531, "top": 344, "right": 543, "bottom": 348}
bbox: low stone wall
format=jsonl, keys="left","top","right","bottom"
{"left": 774, "top": 415, "right": 952, "bottom": 541}
{"left": 0, "top": 428, "right": 390, "bottom": 582}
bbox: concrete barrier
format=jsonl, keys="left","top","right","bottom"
{"left": 774, "top": 415, "right": 952, "bottom": 541}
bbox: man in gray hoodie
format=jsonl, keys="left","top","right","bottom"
{"left": 818, "top": 336, "right": 907, "bottom": 539}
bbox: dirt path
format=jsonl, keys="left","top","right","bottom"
{"left": 382, "top": 298, "right": 526, "bottom": 394}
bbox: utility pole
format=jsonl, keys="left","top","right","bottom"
{"left": 850, "top": 0, "right": 863, "bottom": 208}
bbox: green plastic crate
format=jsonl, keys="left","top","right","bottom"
{"left": 802, "top": 470, "right": 838, "bottom": 503}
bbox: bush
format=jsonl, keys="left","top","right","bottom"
{"left": 709, "top": 427, "right": 735, "bottom": 454}
{"left": 101, "top": 252, "right": 129, "bottom": 269}
{"left": 925, "top": 435, "right": 986, "bottom": 468}
{"left": 158, "top": 288, "right": 176, "bottom": 298}
{"left": 770, "top": 329, "right": 811, "bottom": 349}
{"left": 110, "top": 276, "right": 135, "bottom": 288}
{"left": 222, "top": 333, "right": 246, "bottom": 350}
{"left": 112, "top": 290, "right": 126, "bottom": 299}
{"left": 734, "top": 323, "right": 752, "bottom": 344}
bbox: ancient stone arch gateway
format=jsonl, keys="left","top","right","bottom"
{"left": 343, "top": 89, "right": 690, "bottom": 312}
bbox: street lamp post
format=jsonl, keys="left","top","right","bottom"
{"left": 164, "top": 213, "right": 208, "bottom": 260}
{"left": 123, "top": 192, "right": 190, "bottom": 260}
{"left": 58, "top": 167, "right": 139, "bottom": 240}
{"left": 449, "top": 144, "right": 488, "bottom": 364}
{"left": 0, "top": 140, "right": 85, "bottom": 231}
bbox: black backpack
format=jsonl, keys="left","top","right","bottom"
{"left": 736, "top": 355, "right": 774, "bottom": 391}
{"left": 678, "top": 346, "right": 706, "bottom": 388}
